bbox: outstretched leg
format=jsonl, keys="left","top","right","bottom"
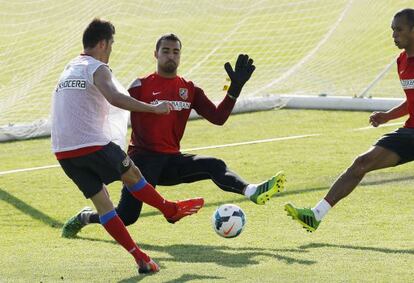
{"left": 120, "top": 162, "right": 204, "bottom": 223}
{"left": 285, "top": 145, "right": 400, "bottom": 232}
{"left": 84, "top": 153, "right": 167, "bottom": 226}
{"left": 90, "top": 186, "right": 159, "bottom": 274}
{"left": 160, "top": 154, "right": 286, "bottom": 204}
{"left": 61, "top": 155, "right": 204, "bottom": 238}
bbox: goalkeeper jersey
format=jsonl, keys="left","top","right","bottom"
{"left": 128, "top": 73, "right": 236, "bottom": 154}
{"left": 398, "top": 51, "right": 414, "bottom": 128}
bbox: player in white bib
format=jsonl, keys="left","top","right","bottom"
{"left": 51, "top": 18, "right": 204, "bottom": 275}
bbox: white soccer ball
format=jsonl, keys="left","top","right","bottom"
{"left": 212, "top": 204, "right": 246, "bottom": 238}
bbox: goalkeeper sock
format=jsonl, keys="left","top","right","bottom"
{"left": 126, "top": 178, "right": 177, "bottom": 218}
{"left": 243, "top": 184, "right": 257, "bottom": 198}
{"left": 311, "top": 198, "right": 332, "bottom": 221}
{"left": 100, "top": 210, "right": 150, "bottom": 263}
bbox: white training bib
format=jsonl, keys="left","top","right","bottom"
{"left": 108, "top": 75, "right": 129, "bottom": 150}
{"left": 51, "top": 55, "right": 111, "bottom": 152}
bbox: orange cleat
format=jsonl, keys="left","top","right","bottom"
{"left": 137, "top": 258, "right": 160, "bottom": 274}
{"left": 166, "top": 197, "right": 204, "bottom": 224}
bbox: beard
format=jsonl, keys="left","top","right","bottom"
{"left": 159, "top": 61, "right": 177, "bottom": 74}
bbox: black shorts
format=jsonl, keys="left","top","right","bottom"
{"left": 59, "top": 142, "right": 132, "bottom": 198}
{"left": 130, "top": 151, "right": 201, "bottom": 186}
{"left": 375, "top": 127, "right": 414, "bottom": 165}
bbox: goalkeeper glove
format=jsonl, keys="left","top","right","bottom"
{"left": 224, "top": 54, "right": 255, "bottom": 99}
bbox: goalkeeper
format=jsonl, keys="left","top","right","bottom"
{"left": 62, "top": 34, "right": 286, "bottom": 237}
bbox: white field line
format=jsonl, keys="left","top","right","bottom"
{"left": 353, "top": 122, "right": 404, "bottom": 131}
{"left": 0, "top": 164, "right": 60, "bottom": 176}
{"left": 0, "top": 120, "right": 403, "bottom": 177}
{"left": 184, "top": 134, "right": 320, "bottom": 151}
{"left": 0, "top": 134, "right": 319, "bottom": 176}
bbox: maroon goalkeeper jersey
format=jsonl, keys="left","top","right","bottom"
{"left": 398, "top": 51, "right": 414, "bottom": 128}
{"left": 127, "top": 73, "right": 236, "bottom": 154}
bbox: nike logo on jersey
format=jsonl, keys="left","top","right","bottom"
{"left": 152, "top": 91, "right": 161, "bottom": 96}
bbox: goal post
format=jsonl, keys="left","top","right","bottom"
{"left": 0, "top": 0, "right": 409, "bottom": 141}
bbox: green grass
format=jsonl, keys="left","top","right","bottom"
{"left": 1, "top": 109, "right": 414, "bottom": 282}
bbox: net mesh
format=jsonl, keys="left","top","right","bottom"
{"left": 0, "top": 0, "right": 411, "bottom": 130}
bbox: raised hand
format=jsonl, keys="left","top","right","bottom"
{"left": 224, "top": 54, "right": 256, "bottom": 99}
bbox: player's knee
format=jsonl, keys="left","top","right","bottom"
{"left": 121, "top": 165, "right": 142, "bottom": 187}
{"left": 349, "top": 155, "right": 373, "bottom": 176}
{"left": 119, "top": 212, "right": 139, "bottom": 226}
{"left": 194, "top": 157, "right": 226, "bottom": 171}
{"left": 116, "top": 208, "right": 138, "bottom": 226}
{"left": 210, "top": 157, "right": 227, "bottom": 169}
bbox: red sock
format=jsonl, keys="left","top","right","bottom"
{"left": 100, "top": 210, "right": 149, "bottom": 263}
{"left": 127, "top": 179, "right": 177, "bottom": 218}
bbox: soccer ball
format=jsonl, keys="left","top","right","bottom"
{"left": 212, "top": 204, "right": 246, "bottom": 238}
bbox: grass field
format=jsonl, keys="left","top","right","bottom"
{"left": 1, "top": 109, "right": 413, "bottom": 282}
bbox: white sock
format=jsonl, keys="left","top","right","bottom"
{"left": 311, "top": 199, "right": 332, "bottom": 221}
{"left": 243, "top": 184, "right": 257, "bottom": 198}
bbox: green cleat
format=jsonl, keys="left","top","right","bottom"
{"left": 61, "top": 207, "right": 92, "bottom": 238}
{"left": 250, "top": 171, "right": 286, "bottom": 205}
{"left": 284, "top": 203, "right": 320, "bottom": 232}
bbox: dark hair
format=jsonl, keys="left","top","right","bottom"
{"left": 82, "top": 18, "right": 115, "bottom": 49}
{"left": 155, "top": 34, "right": 182, "bottom": 51}
{"left": 395, "top": 8, "right": 414, "bottom": 29}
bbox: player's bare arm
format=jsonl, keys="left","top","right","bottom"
{"left": 94, "top": 65, "right": 171, "bottom": 114}
{"left": 369, "top": 100, "right": 408, "bottom": 127}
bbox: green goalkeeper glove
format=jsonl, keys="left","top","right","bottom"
{"left": 224, "top": 54, "right": 255, "bottom": 100}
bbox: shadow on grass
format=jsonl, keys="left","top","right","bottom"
{"left": 118, "top": 273, "right": 224, "bottom": 283}
{"left": 76, "top": 235, "right": 315, "bottom": 268}
{"left": 71, "top": 236, "right": 315, "bottom": 282}
{"left": 359, "top": 174, "right": 414, "bottom": 187}
{"left": 0, "top": 187, "right": 62, "bottom": 228}
{"left": 1, "top": 173, "right": 411, "bottom": 231}
{"left": 299, "top": 242, "right": 414, "bottom": 255}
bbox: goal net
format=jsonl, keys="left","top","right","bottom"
{"left": 0, "top": 0, "right": 410, "bottom": 140}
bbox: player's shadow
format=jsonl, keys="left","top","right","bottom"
{"left": 118, "top": 273, "right": 224, "bottom": 283}
{"left": 0, "top": 187, "right": 63, "bottom": 228}
{"left": 299, "top": 242, "right": 414, "bottom": 255}
{"left": 77, "top": 235, "right": 315, "bottom": 269}
{"left": 1, "top": 172, "right": 412, "bottom": 231}
{"left": 359, "top": 174, "right": 414, "bottom": 187}
{"left": 73, "top": 236, "right": 316, "bottom": 282}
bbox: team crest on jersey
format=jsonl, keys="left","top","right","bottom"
{"left": 179, "top": 88, "right": 188, "bottom": 100}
